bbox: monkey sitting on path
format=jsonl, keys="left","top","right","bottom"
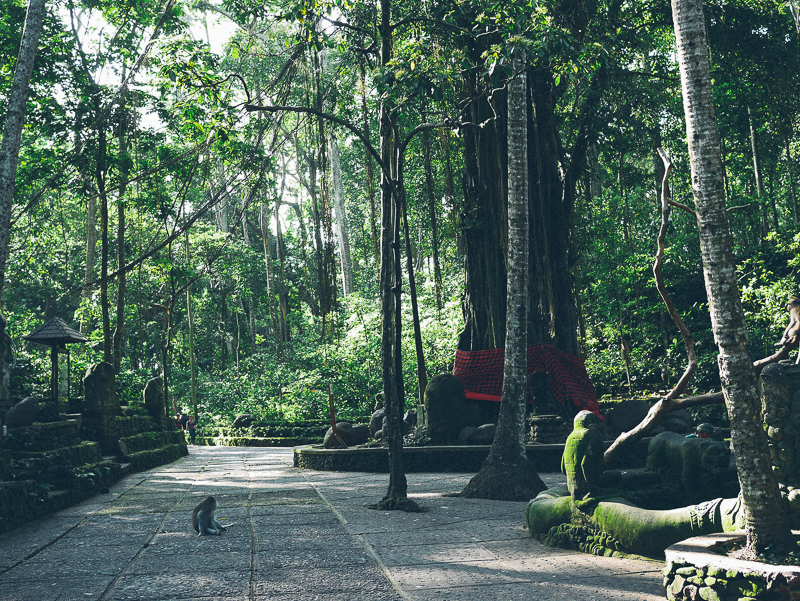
{"left": 777, "top": 297, "right": 800, "bottom": 364}
{"left": 192, "top": 495, "right": 226, "bottom": 535}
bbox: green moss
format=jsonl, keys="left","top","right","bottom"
{"left": 119, "top": 430, "right": 186, "bottom": 454}
{"left": 729, "top": 578, "right": 766, "bottom": 598}
{"left": 707, "top": 566, "right": 726, "bottom": 578}
{"left": 538, "top": 521, "right": 626, "bottom": 558}
{"left": 125, "top": 443, "right": 188, "bottom": 471}
{"left": 699, "top": 586, "right": 721, "bottom": 601}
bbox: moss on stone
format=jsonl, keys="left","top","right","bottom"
{"left": 698, "top": 586, "right": 721, "bottom": 601}
{"left": 707, "top": 566, "right": 726, "bottom": 578}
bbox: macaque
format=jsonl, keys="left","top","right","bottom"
{"left": 192, "top": 495, "right": 225, "bottom": 535}
{"left": 777, "top": 297, "right": 800, "bottom": 364}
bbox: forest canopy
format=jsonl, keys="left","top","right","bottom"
{"left": 1, "top": 0, "right": 799, "bottom": 429}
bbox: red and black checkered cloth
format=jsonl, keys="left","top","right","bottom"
{"left": 452, "top": 344, "right": 602, "bottom": 418}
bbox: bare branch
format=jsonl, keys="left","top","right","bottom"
{"left": 604, "top": 147, "right": 697, "bottom": 466}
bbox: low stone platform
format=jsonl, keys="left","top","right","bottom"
{"left": 294, "top": 439, "right": 651, "bottom": 473}
{"left": 664, "top": 532, "right": 800, "bottom": 600}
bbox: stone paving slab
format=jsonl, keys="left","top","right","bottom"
{"left": 0, "top": 576, "right": 114, "bottom": 601}
{"left": 0, "top": 446, "right": 664, "bottom": 601}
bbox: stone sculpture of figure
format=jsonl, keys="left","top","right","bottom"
{"left": 561, "top": 410, "right": 604, "bottom": 501}
{"left": 646, "top": 431, "right": 733, "bottom": 504}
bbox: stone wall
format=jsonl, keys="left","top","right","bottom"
{"left": 662, "top": 559, "right": 800, "bottom": 600}
{"left": 116, "top": 415, "right": 157, "bottom": 438}
{"left": 7, "top": 420, "right": 80, "bottom": 452}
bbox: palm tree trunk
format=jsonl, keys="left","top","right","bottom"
{"left": 672, "top": 0, "right": 794, "bottom": 556}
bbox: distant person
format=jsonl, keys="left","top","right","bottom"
{"left": 176, "top": 413, "right": 184, "bottom": 429}
{"left": 686, "top": 423, "right": 713, "bottom": 439}
{"left": 188, "top": 418, "right": 197, "bottom": 444}
{"left": 180, "top": 413, "right": 190, "bottom": 430}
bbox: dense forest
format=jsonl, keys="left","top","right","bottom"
{"left": 1, "top": 0, "right": 799, "bottom": 433}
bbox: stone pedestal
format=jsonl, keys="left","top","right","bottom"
{"left": 528, "top": 414, "right": 570, "bottom": 444}
{"left": 144, "top": 377, "right": 166, "bottom": 426}
{"left": 81, "top": 362, "right": 120, "bottom": 453}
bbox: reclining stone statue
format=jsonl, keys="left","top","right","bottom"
{"left": 645, "top": 431, "right": 734, "bottom": 504}
{"left": 527, "top": 411, "right": 746, "bottom": 558}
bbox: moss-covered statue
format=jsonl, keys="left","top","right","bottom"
{"left": 645, "top": 431, "right": 736, "bottom": 503}
{"left": 561, "top": 411, "right": 605, "bottom": 501}
{"left": 527, "top": 409, "right": 747, "bottom": 559}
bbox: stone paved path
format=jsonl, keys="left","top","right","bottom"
{"left": 0, "top": 447, "right": 664, "bottom": 601}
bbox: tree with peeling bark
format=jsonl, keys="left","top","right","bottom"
{"left": 671, "top": 0, "right": 794, "bottom": 556}
{"left": 461, "top": 48, "right": 545, "bottom": 502}
{"left": 0, "top": 0, "right": 47, "bottom": 402}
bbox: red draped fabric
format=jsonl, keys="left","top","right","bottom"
{"left": 452, "top": 344, "right": 602, "bottom": 417}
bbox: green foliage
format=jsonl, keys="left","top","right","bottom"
{"left": 3, "top": 0, "right": 800, "bottom": 434}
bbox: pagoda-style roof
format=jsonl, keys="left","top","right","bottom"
{"left": 23, "top": 317, "right": 89, "bottom": 346}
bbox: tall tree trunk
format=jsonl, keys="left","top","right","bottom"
{"left": 361, "top": 62, "right": 379, "bottom": 262}
{"left": 0, "top": 0, "right": 47, "bottom": 300}
{"left": 260, "top": 201, "right": 283, "bottom": 358}
{"left": 422, "top": 124, "right": 443, "bottom": 312}
{"left": 786, "top": 139, "right": 798, "bottom": 227}
{"left": 96, "top": 124, "right": 112, "bottom": 364}
{"left": 311, "top": 47, "right": 336, "bottom": 335}
{"left": 398, "top": 162, "right": 428, "bottom": 410}
{"left": 439, "top": 129, "right": 461, "bottom": 258}
{"left": 185, "top": 229, "right": 198, "bottom": 423}
{"left": 82, "top": 192, "right": 97, "bottom": 333}
{"left": 329, "top": 131, "right": 355, "bottom": 296}
{"left": 672, "top": 0, "right": 794, "bottom": 556}
{"left": 458, "top": 46, "right": 508, "bottom": 352}
{"left": 370, "top": 0, "right": 418, "bottom": 513}
{"left": 790, "top": 0, "right": 800, "bottom": 34}
{"left": 461, "top": 49, "right": 545, "bottom": 501}
{"left": 748, "top": 106, "right": 768, "bottom": 237}
{"left": 76, "top": 103, "right": 98, "bottom": 335}
{"left": 275, "top": 199, "right": 289, "bottom": 342}
{"left": 113, "top": 97, "right": 129, "bottom": 373}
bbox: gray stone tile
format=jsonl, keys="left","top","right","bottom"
{"left": 360, "top": 529, "right": 473, "bottom": 547}
{"left": 261, "top": 593, "right": 404, "bottom": 601}
{"left": 388, "top": 559, "right": 529, "bottom": 590}
{"left": 248, "top": 503, "right": 330, "bottom": 517}
{"left": 146, "top": 530, "right": 252, "bottom": 553}
{"left": 253, "top": 510, "right": 339, "bottom": 527}
{"left": 255, "top": 565, "right": 390, "bottom": 595}
{"left": 257, "top": 534, "right": 364, "bottom": 553}
{"left": 459, "top": 521, "right": 531, "bottom": 542}
{"left": 130, "top": 549, "right": 251, "bottom": 574}
{"left": 509, "top": 552, "right": 663, "bottom": 580}
{"left": 58, "top": 530, "right": 154, "bottom": 547}
{"left": 251, "top": 522, "right": 345, "bottom": 539}
{"left": 107, "top": 570, "right": 250, "bottom": 600}
{"left": 75, "top": 513, "right": 164, "bottom": 533}
{"left": 376, "top": 542, "right": 498, "bottom": 566}
{"left": 0, "top": 576, "right": 114, "bottom": 601}
{"left": 256, "top": 547, "right": 374, "bottom": 569}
